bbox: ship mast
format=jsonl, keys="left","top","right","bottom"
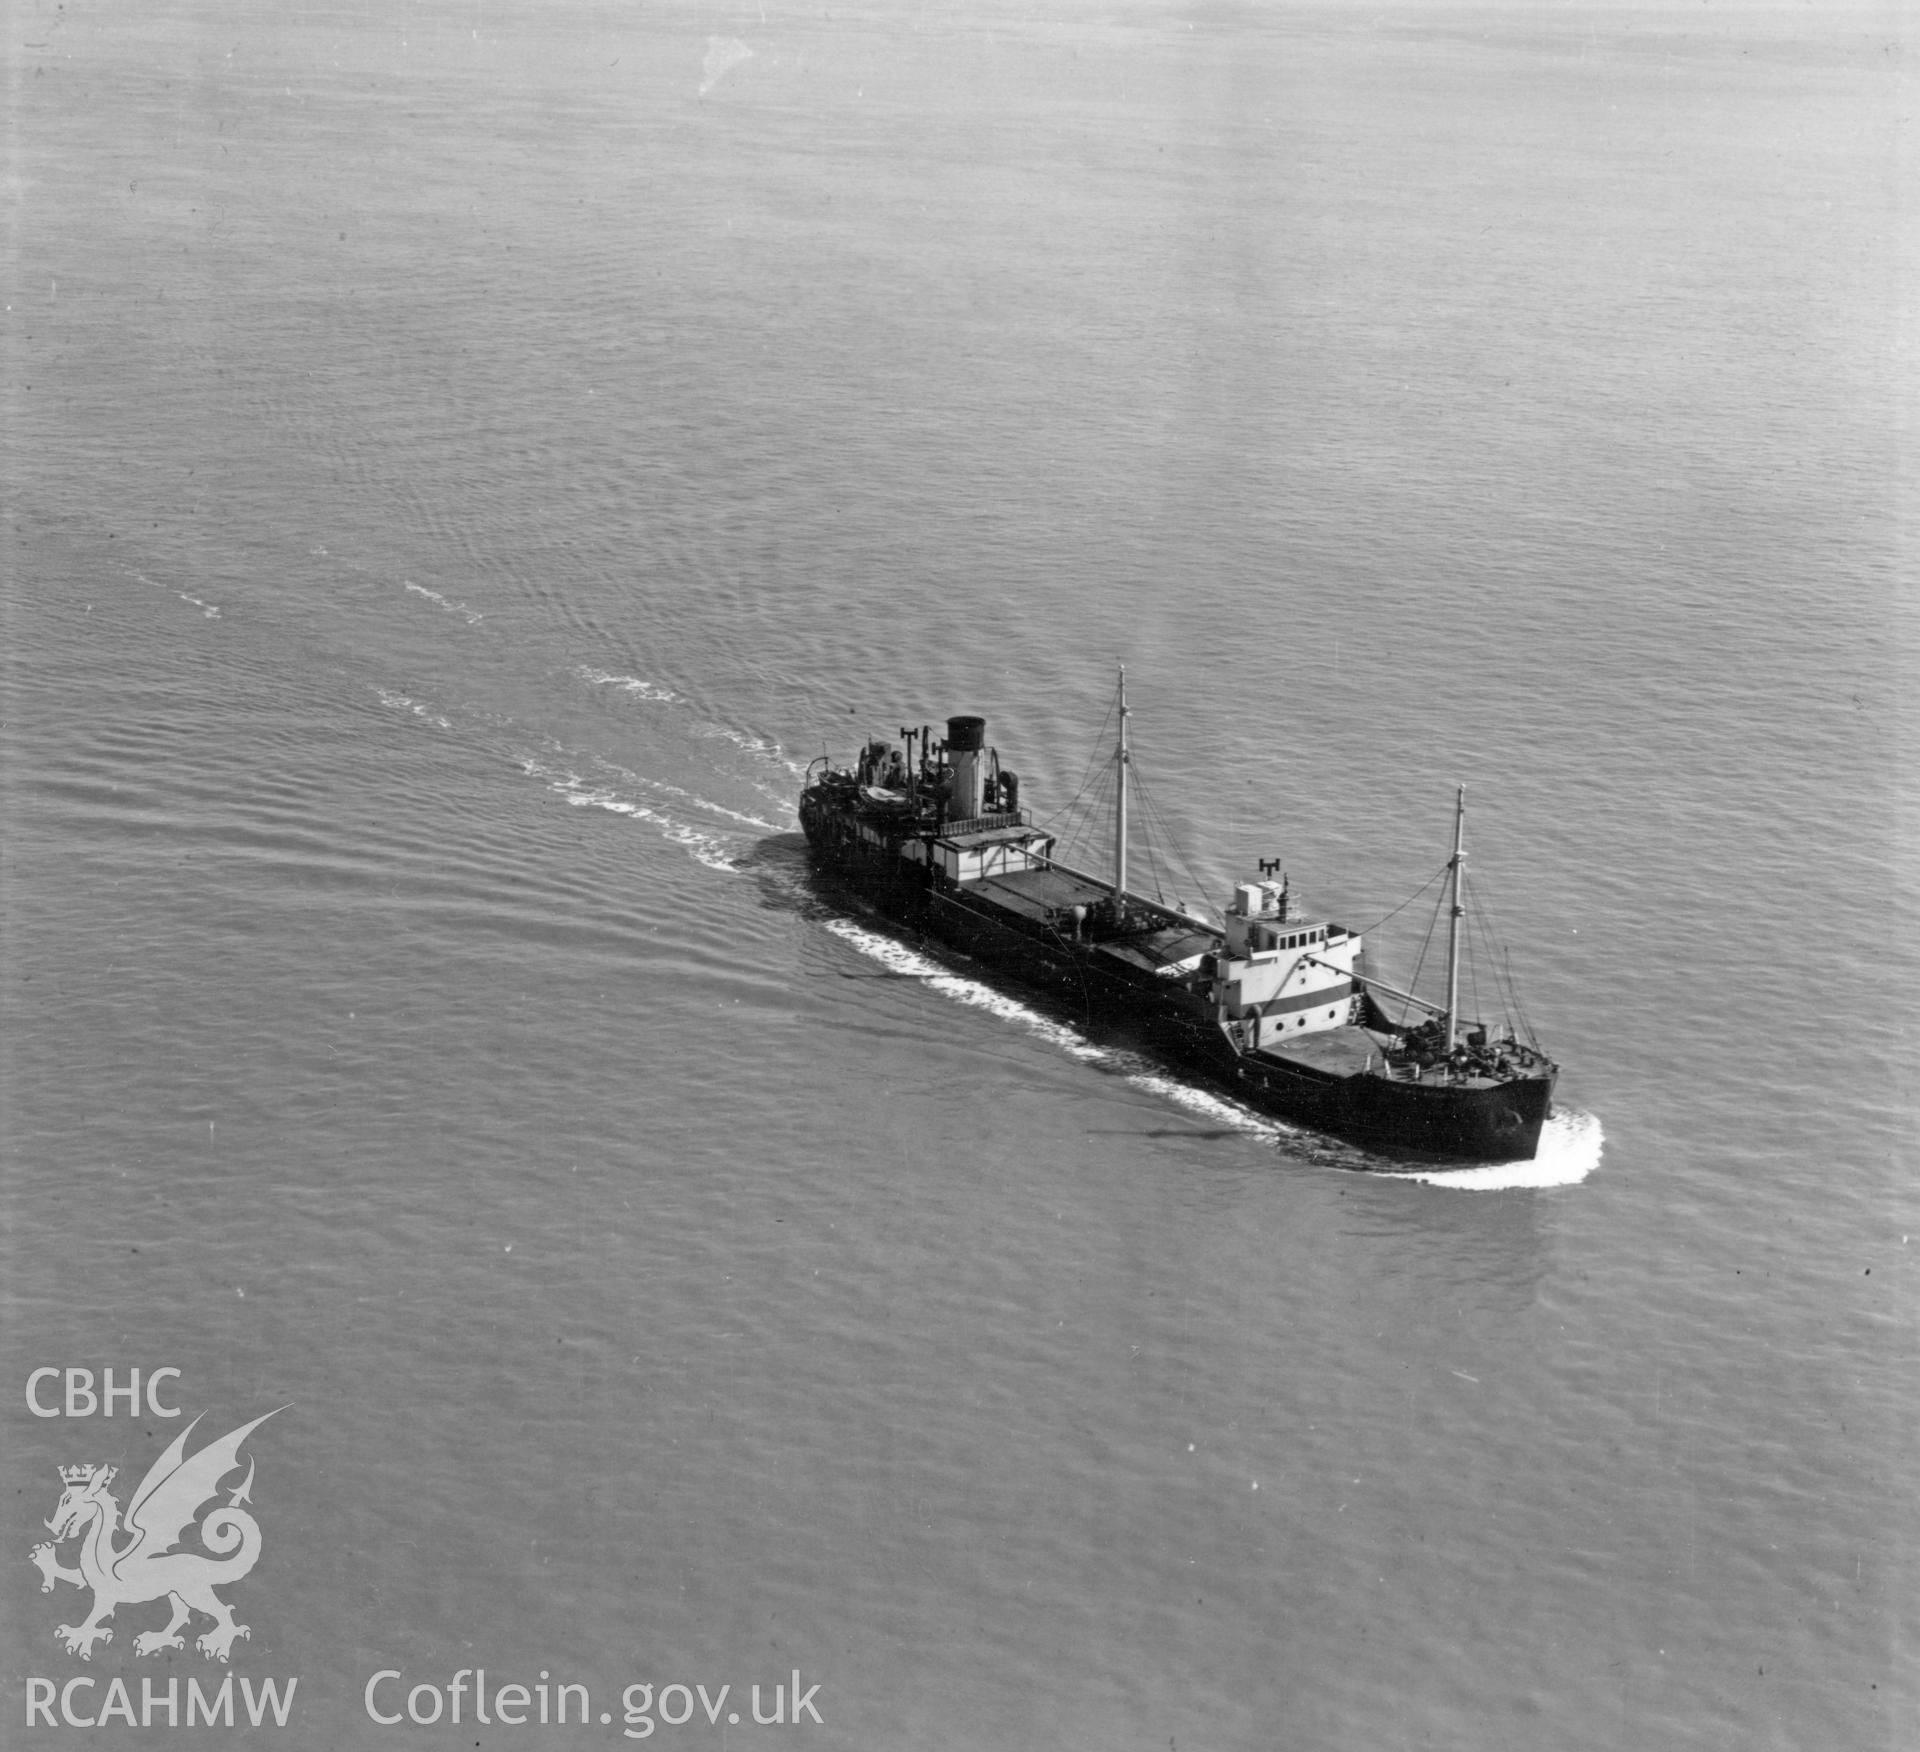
{"left": 1443, "top": 784, "right": 1466, "bottom": 1051}
{"left": 1113, "top": 666, "right": 1129, "bottom": 903}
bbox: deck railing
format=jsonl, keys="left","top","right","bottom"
{"left": 938, "top": 810, "right": 1027, "bottom": 837}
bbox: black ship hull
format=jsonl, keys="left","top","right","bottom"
{"left": 800, "top": 792, "right": 1556, "bottom": 1164}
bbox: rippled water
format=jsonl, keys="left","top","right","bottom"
{"left": 3, "top": 3, "right": 1912, "bottom": 1748}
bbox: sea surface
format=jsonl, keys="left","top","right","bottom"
{"left": 1, "top": 2, "right": 1913, "bottom": 1747}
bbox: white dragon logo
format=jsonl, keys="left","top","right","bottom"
{"left": 29, "top": 1409, "right": 282, "bottom": 1663}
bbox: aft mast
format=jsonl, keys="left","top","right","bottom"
{"left": 1443, "top": 784, "right": 1466, "bottom": 1051}
{"left": 1114, "top": 665, "right": 1130, "bottom": 905}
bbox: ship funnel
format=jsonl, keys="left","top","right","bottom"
{"left": 946, "top": 715, "right": 986, "bottom": 819}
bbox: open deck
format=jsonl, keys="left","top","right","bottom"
{"left": 1258, "top": 1025, "right": 1515, "bottom": 1090}
{"left": 1258, "top": 1026, "right": 1382, "bottom": 1079}
{"left": 965, "top": 866, "right": 1219, "bottom": 975}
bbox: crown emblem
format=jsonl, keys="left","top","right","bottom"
{"left": 59, "top": 1464, "right": 109, "bottom": 1486}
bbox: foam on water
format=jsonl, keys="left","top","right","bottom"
{"left": 1380, "top": 1106, "right": 1604, "bottom": 1191}
{"left": 121, "top": 563, "right": 220, "bottom": 619}
{"left": 823, "top": 917, "right": 1105, "bottom": 1061}
{"left": 1118, "top": 1069, "right": 1288, "bottom": 1139}
{"left": 698, "top": 722, "right": 812, "bottom": 780}
{"left": 374, "top": 687, "right": 453, "bottom": 731}
{"left": 404, "top": 581, "right": 483, "bottom": 624}
{"left": 520, "top": 758, "right": 747, "bottom": 871}
{"left": 576, "top": 666, "right": 677, "bottom": 703}
{"left": 584, "top": 756, "right": 784, "bottom": 832}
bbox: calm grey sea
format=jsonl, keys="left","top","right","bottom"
{"left": 2, "top": 2, "right": 1912, "bottom": 1747}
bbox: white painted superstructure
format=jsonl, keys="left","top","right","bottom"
{"left": 1214, "top": 879, "right": 1361, "bottom": 1051}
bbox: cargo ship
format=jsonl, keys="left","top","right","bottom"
{"left": 799, "top": 673, "right": 1557, "bottom": 1161}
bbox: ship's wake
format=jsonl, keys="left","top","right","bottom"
{"left": 375, "top": 688, "right": 453, "bottom": 731}
{"left": 823, "top": 918, "right": 1106, "bottom": 1063}
{"left": 114, "top": 560, "right": 221, "bottom": 619}
{"left": 405, "top": 580, "right": 483, "bottom": 623}
{"left": 518, "top": 755, "right": 773, "bottom": 872}
{"left": 575, "top": 665, "right": 677, "bottom": 703}
{"left": 364, "top": 671, "right": 798, "bottom": 877}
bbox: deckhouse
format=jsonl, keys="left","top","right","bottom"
{"left": 1214, "top": 878, "right": 1361, "bottom": 1051}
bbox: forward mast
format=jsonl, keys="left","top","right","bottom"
{"left": 1113, "top": 665, "right": 1130, "bottom": 906}
{"left": 1443, "top": 784, "right": 1465, "bottom": 1053}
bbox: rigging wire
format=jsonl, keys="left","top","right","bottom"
{"left": 1464, "top": 864, "right": 1483, "bottom": 1027}
{"left": 1034, "top": 723, "right": 1220, "bottom": 924}
{"left": 1464, "top": 882, "right": 1493, "bottom": 1029}
{"left": 1401, "top": 882, "right": 1445, "bottom": 1029}
{"left": 1130, "top": 764, "right": 1222, "bottom": 920}
{"left": 1482, "top": 898, "right": 1520, "bottom": 1035}
{"left": 1045, "top": 755, "right": 1112, "bottom": 871}
{"left": 1357, "top": 861, "right": 1452, "bottom": 938}
{"left": 1033, "top": 692, "right": 1118, "bottom": 839}
{"left": 1067, "top": 761, "right": 1119, "bottom": 871}
{"left": 1467, "top": 868, "right": 1538, "bottom": 1047}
